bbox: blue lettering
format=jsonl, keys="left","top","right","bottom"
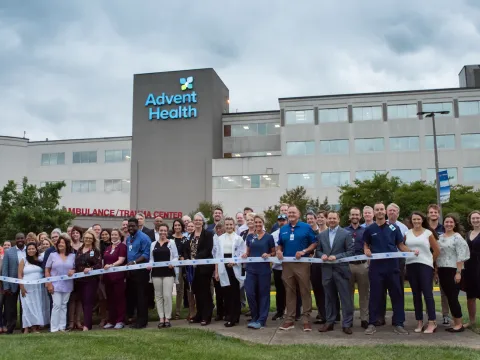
{"left": 169, "top": 108, "right": 179, "bottom": 119}
{"left": 145, "top": 94, "right": 156, "bottom": 106}
{"left": 160, "top": 110, "right": 169, "bottom": 120}
{"left": 173, "top": 95, "right": 182, "bottom": 104}
{"left": 145, "top": 91, "right": 198, "bottom": 120}
{"left": 191, "top": 91, "right": 197, "bottom": 103}
{"left": 188, "top": 106, "right": 197, "bottom": 118}
{"left": 165, "top": 95, "right": 175, "bottom": 105}
{"left": 156, "top": 93, "right": 165, "bottom": 106}
{"left": 149, "top": 107, "right": 160, "bottom": 120}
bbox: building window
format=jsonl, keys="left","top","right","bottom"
{"left": 425, "top": 135, "right": 455, "bottom": 150}
{"left": 321, "top": 172, "right": 350, "bottom": 187}
{"left": 319, "top": 108, "right": 348, "bottom": 123}
{"left": 461, "top": 134, "right": 480, "bottom": 149}
{"left": 105, "top": 149, "right": 131, "bottom": 163}
{"left": 389, "top": 137, "right": 420, "bottom": 152}
{"left": 287, "top": 173, "right": 315, "bottom": 189}
{"left": 41, "top": 153, "right": 65, "bottom": 166}
{"left": 73, "top": 151, "right": 97, "bottom": 164}
{"left": 213, "top": 174, "right": 279, "bottom": 189}
{"left": 390, "top": 169, "right": 421, "bottom": 183}
{"left": 320, "top": 139, "right": 349, "bottom": 154}
{"left": 355, "top": 170, "right": 386, "bottom": 181}
{"left": 387, "top": 104, "right": 418, "bottom": 119}
{"left": 464, "top": 167, "right": 480, "bottom": 184}
{"left": 286, "top": 141, "right": 315, "bottom": 156}
{"left": 104, "top": 179, "right": 130, "bottom": 192}
{"left": 459, "top": 101, "right": 480, "bottom": 116}
{"left": 285, "top": 110, "right": 314, "bottom": 125}
{"left": 71, "top": 180, "right": 96, "bottom": 193}
{"left": 422, "top": 102, "right": 453, "bottom": 116}
{"left": 354, "top": 138, "right": 385, "bottom": 153}
{"left": 230, "top": 123, "right": 281, "bottom": 137}
{"left": 352, "top": 106, "right": 382, "bottom": 121}
{"left": 426, "top": 168, "right": 458, "bottom": 185}
{"left": 230, "top": 151, "right": 281, "bottom": 158}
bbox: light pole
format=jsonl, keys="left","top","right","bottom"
{"left": 417, "top": 110, "right": 450, "bottom": 219}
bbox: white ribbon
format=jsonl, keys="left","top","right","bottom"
{"left": 0, "top": 252, "right": 414, "bottom": 285}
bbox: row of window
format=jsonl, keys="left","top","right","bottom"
{"left": 40, "top": 180, "right": 130, "bottom": 193}
{"left": 224, "top": 123, "right": 281, "bottom": 138}
{"left": 284, "top": 100, "right": 480, "bottom": 125}
{"left": 286, "top": 134, "right": 480, "bottom": 155}
{"left": 41, "top": 149, "right": 131, "bottom": 166}
{"left": 213, "top": 167, "right": 480, "bottom": 189}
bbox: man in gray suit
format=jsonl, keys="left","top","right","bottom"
{"left": 316, "top": 212, "right": 355, "bottom": 334}
{"left": 2, "top": 233, "right": 26, "bottom": 334}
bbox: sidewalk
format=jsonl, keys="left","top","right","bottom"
{"left": 159, "top": 311, "right": 480, "bottom": 349}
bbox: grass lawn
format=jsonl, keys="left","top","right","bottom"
{"left": 1, "top": 328, "right": 479, "bottom": 360}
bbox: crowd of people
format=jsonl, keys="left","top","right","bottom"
{"left": 0, "top": 203, "right": 479, "bottom": 336}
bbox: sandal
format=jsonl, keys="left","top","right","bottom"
{"left": 157, "top": 322, "right": 165, "bottom": 329}
{"left": 164, "top": 322, "right": 172, "bottom": 328}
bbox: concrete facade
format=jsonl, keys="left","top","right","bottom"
{"left": 130, "top": 68, "right": 229, "bottom": 214}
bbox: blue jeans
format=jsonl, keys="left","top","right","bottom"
{"left": 245, "top": 271, "right": 271, "bottom": 326}
{"left": 407, "top": 263, "right": 436, "bottom": 321}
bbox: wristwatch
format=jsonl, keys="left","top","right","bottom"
{"left": 133, "top": 261, "right": 137, "bottom": 265}
{"left": 302, "top": 249, "right": 309, "bottom": 255}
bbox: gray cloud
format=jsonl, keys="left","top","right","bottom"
{"left": 1, "top": 0, "right": 480, "bottom": 140}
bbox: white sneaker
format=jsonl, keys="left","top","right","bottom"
{"left": 103, "top": 323, "right": 114, "bottom": 329}
{"left": 114, "top": 322, "right": 124, "bottom": 329}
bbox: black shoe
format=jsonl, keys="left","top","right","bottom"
{"left": 374, "top": 319, "right": 386, "bottom": 327}
{"left": 361, "top": 320, "right": 369, "bottom": 329}
{"left": 445, "top": 326, "right": 464, "bottom": 333}
{"left": 157, "top": 322, "right": 165, "bottom": 329}
{"left": 224, "top": 321, "right": 235, "bottom": 328}
{"left": 164, "top": 322, "right": 172, "bottom": 328}
{"left": 272, "top": 313, "right": 284, "bottom": 321}
{"left": 342, "top": 327, "right": 353, "bottom": 335}
{"left": 314, "top": 318, "right": 326, "bottom": 325}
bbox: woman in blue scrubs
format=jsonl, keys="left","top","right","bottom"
{"left": 242, "top": 214, "right": 275, "bottom": 329}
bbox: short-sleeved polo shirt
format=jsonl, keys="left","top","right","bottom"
{"left": 278, "top": 221, "right": 317, "bottom": 257}
{"left": 363, "top": 222, "right": 403, "bottom": 269}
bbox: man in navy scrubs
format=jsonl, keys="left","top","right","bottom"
{"left": 363, "top": 202, "right": 416, "bottom": 335}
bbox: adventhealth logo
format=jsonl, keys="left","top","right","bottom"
{"left": 145, "top": 76, "right": 198, "bottom": 121}
{"left": 180, "top": 76, "right": 193, "bottom": 91}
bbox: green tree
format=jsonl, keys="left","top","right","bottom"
{"left": 188, "top": 201, "right": 223, "bottom": 225}
{"left": 338, "top": 173, "right": 401, "bottom": 225}
{"left": 0, "top": 177, "right": 75, "bottom": 241}
{"left": 264, "top": 187, "right": 330, "bottom": 231}
{"left": 338, "top": 173, "right": 480, "bottom": 230}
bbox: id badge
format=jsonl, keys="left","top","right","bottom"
{"left": 289, "top": 233, "right": 295, "bottom": 241}
{"left": 129, "top": 245, "right": 133, "bottom": 251}
{"left": 89, "top": 250, "right": 94, "bottom": 257}
{"left": 389, "top": 224, "right": 396, "bottom": 232}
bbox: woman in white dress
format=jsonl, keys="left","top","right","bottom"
{"left": 18, "top": 242, "right": 50, "bottom": 334}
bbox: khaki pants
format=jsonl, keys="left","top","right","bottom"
{"left": 282, "top": 262, "right": 312, "bottom": 323}
{"left": 349, "top": 262, "right": 369, "bottom": 321}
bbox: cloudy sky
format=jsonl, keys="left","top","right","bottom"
{"left": 1, "top": 0, "right": 480, "bottom": 140}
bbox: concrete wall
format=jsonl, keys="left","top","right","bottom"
{"left": 130, "top": 68, "right": 229, "bottom": 215}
